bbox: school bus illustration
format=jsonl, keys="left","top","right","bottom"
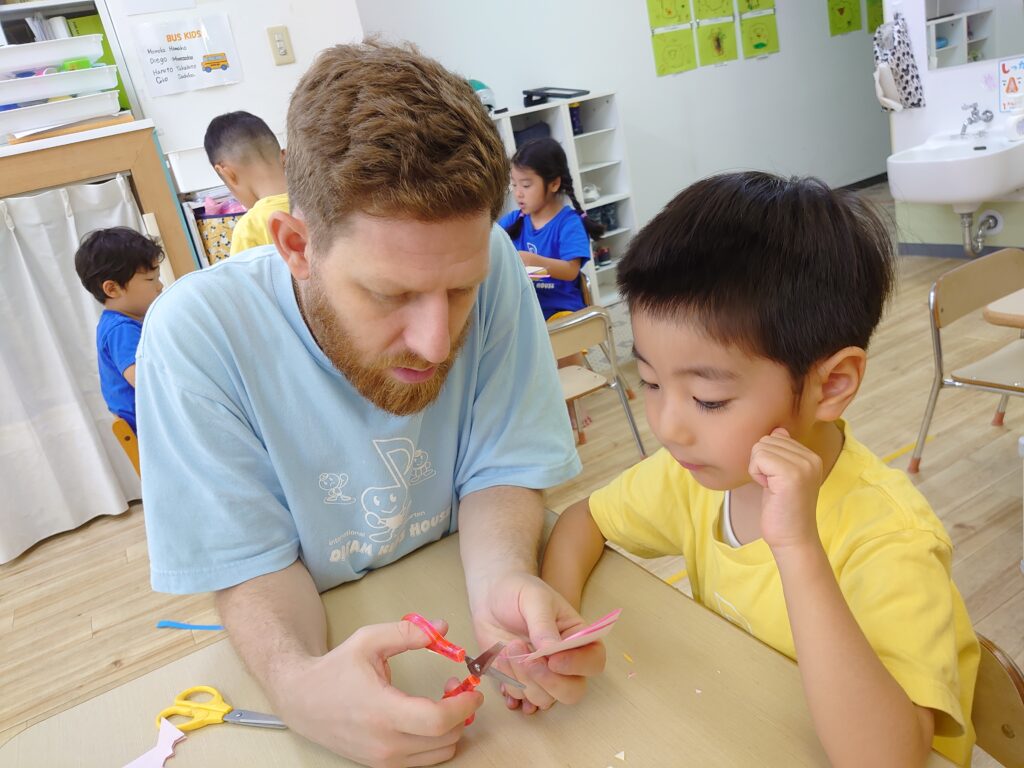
{"left": 202, "top": 53, "right": 229, "bottom": 72}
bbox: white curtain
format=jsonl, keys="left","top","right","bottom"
{"left": 0, "top": 176, "right": 144, "bottom": 564}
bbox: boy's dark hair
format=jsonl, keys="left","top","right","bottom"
{"left": 618, "top": 171, "right": 895, "bottom": 383}
{"left": 74, "top": 227, "right": 164, "bottom": 303}
{"left": 505, "top": 138, "right": 605, "bottom": 241}
{"left": 204, "top": 110, "right": 281, "bottom": 166}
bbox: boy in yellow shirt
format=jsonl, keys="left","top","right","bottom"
{"left": 542, "top": 172, "right": 979, "bottom": 767}
{"left": 203, "top": 110, "right": 289, "bottom": 256}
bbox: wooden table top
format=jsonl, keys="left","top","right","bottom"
{"left": 0, "top": 528, "right": 956, "bottom": 767}
{"left": 984, "top": 287, "right": 1024, "bottom": 329}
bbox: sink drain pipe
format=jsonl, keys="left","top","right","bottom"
{"left": 960, "top": 210, "right": 1001, "bottom": 257}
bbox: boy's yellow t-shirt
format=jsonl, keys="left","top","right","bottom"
{"left": 228, "top": 193, "right": 290, "bottom": 256}
{"left": 589, "top": 421, "right": 980, "bottom": 766}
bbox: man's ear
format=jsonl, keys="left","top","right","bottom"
{"left": 269, "top": 210, "right": 312, "bottom": 280}
{"left": 102, "top": 279, "right": 123, "bottom": 300}
{"left": 812, "top": 347, "right": 867, "bottom": 422}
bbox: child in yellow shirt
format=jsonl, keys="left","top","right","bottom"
{"left": 203, "top": 111, "right": 289, "bottom": 256}
{"left": 542, "top": 172, "right": 979, "bottom": 767}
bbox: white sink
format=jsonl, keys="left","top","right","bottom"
{"left": 887, "top": 132, "right": 1024, "bottom": 213}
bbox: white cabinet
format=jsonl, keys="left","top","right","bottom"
{"left": 925, "top": 6, "right": 994, "bottom": 69}
{"left": 492, "top": 91, "right": 636, "bottom": 306}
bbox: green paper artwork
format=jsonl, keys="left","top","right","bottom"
{"left": 697, "top": 20, "right": 738, "bottom": 65}
{"left": 828, "top": 0, "right": 862, "bottom": 36}
{"left": 695, "top": 0, "right": 734, "bottom": 21}
{"left": 652, "top": 28, "right": 698, "bottom": 76}
{"left": 739, "top": 0, "right": 775, "bottom": 11}
{"left": 866, "top": 0, "right": 884, "bottom": 33}
{"left": 646, "top": 0, "right": 692, "bottom": 28}
{"left": 741, "top": 13, "right": 779, "bottom": 58}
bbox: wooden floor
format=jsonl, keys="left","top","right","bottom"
{"left": 2, "top": 255, "right": 1022, "bottom": 764}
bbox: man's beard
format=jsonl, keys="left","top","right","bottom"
{"left": 296, "top": 276, "right": 470, "bottom": 416}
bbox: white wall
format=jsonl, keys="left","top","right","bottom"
{"left": 102, "top": 0, "right": 363, "bottom": 192}
{"left": 888, "top": 0, "right": 1024, "bottom": 153}
{"left": 356, "top": 0, "right": 890, "bottom": 227}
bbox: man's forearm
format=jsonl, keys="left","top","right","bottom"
{"left": 215, "top": 560, "right": 328, "bottom": 696}
{"left": 458, "top": 485, "right": 544, "bottom": 607}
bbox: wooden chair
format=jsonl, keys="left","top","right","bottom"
{"left": 974, "top": 633, "right": 1024, "bottom": 767}
{"left": 111, "top": 417, "right": 140, "bottom": 476}
{"left": 548, "top": 306, "right": 645, "bottom": 457}
{"left": 909, "top": 248, "right": 1024, "bottom": 473}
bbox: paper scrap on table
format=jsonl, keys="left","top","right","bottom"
{"left": 156, "top": 620, "right": 224, "bottom": 631}
{"left": 615, "top": 751, "right": 626, "bottom": 761}
{"left": 123, "top": 718, "right": 186, "bottom": 768}
{"left": 512, "top": 609, "right": 621, "bottom": 661}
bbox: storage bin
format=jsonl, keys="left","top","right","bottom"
{"left": 0, "top": 65, "right": 117, "bottom": 104}
{"left": 0, "top": 90, "right": 120, "bottom": 138}
{"left": 0, "top": 35, "right": 104, "bottom": 75}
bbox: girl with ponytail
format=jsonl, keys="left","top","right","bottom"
{"left": 500, "top": 138, "right": 604, "bottom": 320}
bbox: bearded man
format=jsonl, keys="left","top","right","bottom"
{"left": 136, "top": 41, "right": 604, "bottom": 768}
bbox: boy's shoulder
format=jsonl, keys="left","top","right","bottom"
{"left": 819, "top": 422, "right": 952, "bottom": 552}
{"left": 97, "top": 308, "right": 141, "bottom": 335}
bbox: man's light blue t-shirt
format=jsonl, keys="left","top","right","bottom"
{"left": 136, "top": 227, "right": 580, "bottom": 594}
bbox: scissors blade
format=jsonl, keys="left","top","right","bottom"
{"left": 466, "top": 643, "right": 525, "bottom": 689}
{"left": 224, "top": 709, "right": 288, "bottom": 729}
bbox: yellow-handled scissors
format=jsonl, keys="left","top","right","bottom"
{"left": 157, "top": 686, "right": 287, "bottom": 732}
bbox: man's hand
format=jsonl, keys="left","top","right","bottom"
{"left": 748, "top": 427, "right": 823, "bottom": 553}
{"left": 271, "top": 619, "right": 481, "bottom": 768}
{"left": 470, "top": 572, "right": 607, "bottom": 715}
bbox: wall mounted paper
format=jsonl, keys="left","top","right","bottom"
{"left": 828, "top": 0, "right": 862, "bottom": 37}
{"left": 741, "top": 13, "right": 779, "bottom": 58}
{"left": 739, "top": 0, "right": 774, "bottom": 11}
{"left": 866, "top": 0, "right": 884, "bottom": 33}
{"left": 695, "top": 0, "right": 734, "bottom": 21}
{"left": 652, "top": 28, "right": 697, "bottom": 76}
{"left": 646, "top": 0, "right": 692, "bottom": 29}
{"left": 134, "top": 13, "right": 241, "bottom": 97}
{"left": 697, "top": 21, "right": 739, "bottom": 66}
{"left": 1000, "top": 57, "right": 1024, "bottom": 113}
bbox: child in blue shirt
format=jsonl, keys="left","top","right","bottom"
{"left": 499, "top": 138, "right": 605, "bottom": 319}
{"left": 74, "top": 227, "right": 164, "bottom": 433}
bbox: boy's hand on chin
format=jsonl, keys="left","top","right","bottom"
{"left": 748, "top": 428, "right": 823, "bottom": 553}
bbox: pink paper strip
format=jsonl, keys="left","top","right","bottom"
{"left": 512, "top": 609, "right": 622, "bottom": 661}
{"left": 123, "top": 718, "right": 186, "bottom": 768}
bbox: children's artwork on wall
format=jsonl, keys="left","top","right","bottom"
{"left": 695, "top": 0, "right": 734, "bottom": 22}
{"left": 739, "top": 0, "right": 774, "bottom": 11}
{"left": 697, "top": 20, "right": 739, "bottom": 65}
{"left": 866, "top": 0, "right": 884, "bottom": 33}
{"left": 741, "top": 13, "right": 779, "bottom": 58}
{"left": 134, "top": 13, "right": 241, "bottom": 96}
{"left": 646, "top": 0, "right": 692, "bottom": 28}
{"left": 828, "top": 0, "right": 862, "bottom": 36}
{"left": 652, "top": 27, "right": 698, "bottom": 76}
{"left": 999, "top": 57, "right": 1024, "bottom": 112}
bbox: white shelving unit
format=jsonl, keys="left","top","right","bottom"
{"left": 0, "top": 0, "right": 141, "bottom": 117}
{"left": 492, "top": 91, "right": 636, "bottom": 306}
{"left": 925, "top": 6, "right": 994, "bottom": 69}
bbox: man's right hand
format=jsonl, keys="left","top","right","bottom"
{"left": 271, "top": 619, "right": 482, "bottom": 768}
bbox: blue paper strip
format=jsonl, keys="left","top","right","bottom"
{"left": 156, "top": 620, "right": 224, "bottom": 631}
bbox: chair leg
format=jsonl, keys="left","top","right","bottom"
{"left": 908, "top": 378, "right": 942, "bottom": 474}
{"left": 992, "top": 394, "right": 1010, "bottom": 427}
{"left": 599, "top": 341, "right": 636, "bottom": 399}
{"left": 571, "top": 400, "right": 587, "bottom": 445}
{"left": 613, "top": 377, "right": 645, "bottom": 457}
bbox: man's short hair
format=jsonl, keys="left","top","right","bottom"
{"left": 618, "top": 171, "right": 896, "bottom": 382}
{"left": 74, "top": 227, "right": 164, "bottom": 303}
{"left": 285, "top": 40, "right": 509, "bottom": 248}
{"left": 204, "top": 111, "right": 281, "bottom": 166}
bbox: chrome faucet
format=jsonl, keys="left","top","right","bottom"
{"left": 961, "top": 102, "right": 994, "bottom": 137}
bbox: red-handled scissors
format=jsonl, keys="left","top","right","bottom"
{"left": 403, "top": 613, "right": 524, "bottom": 725}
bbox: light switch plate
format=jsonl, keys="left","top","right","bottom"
{"left": 267, "top": 25, "right": 295, "bottom": 65}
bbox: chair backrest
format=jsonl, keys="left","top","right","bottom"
{"left": 973, "top": 633, "right": 1024, "bottom": 767}
{"left": 547, "top": 306, "right": 613, "bottom": 361}
{"left": 579, "top": 270, "right": 594, "bottom": 307}
{"left": 933, "top": 248, "right": 1024, "bottom": 329}
{"left": 111, "top": 418, "right": 140, "bottom": 476}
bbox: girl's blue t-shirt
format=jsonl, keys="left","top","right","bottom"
{"left": 499, "top": 205, "right": 591, "bottom": 318}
